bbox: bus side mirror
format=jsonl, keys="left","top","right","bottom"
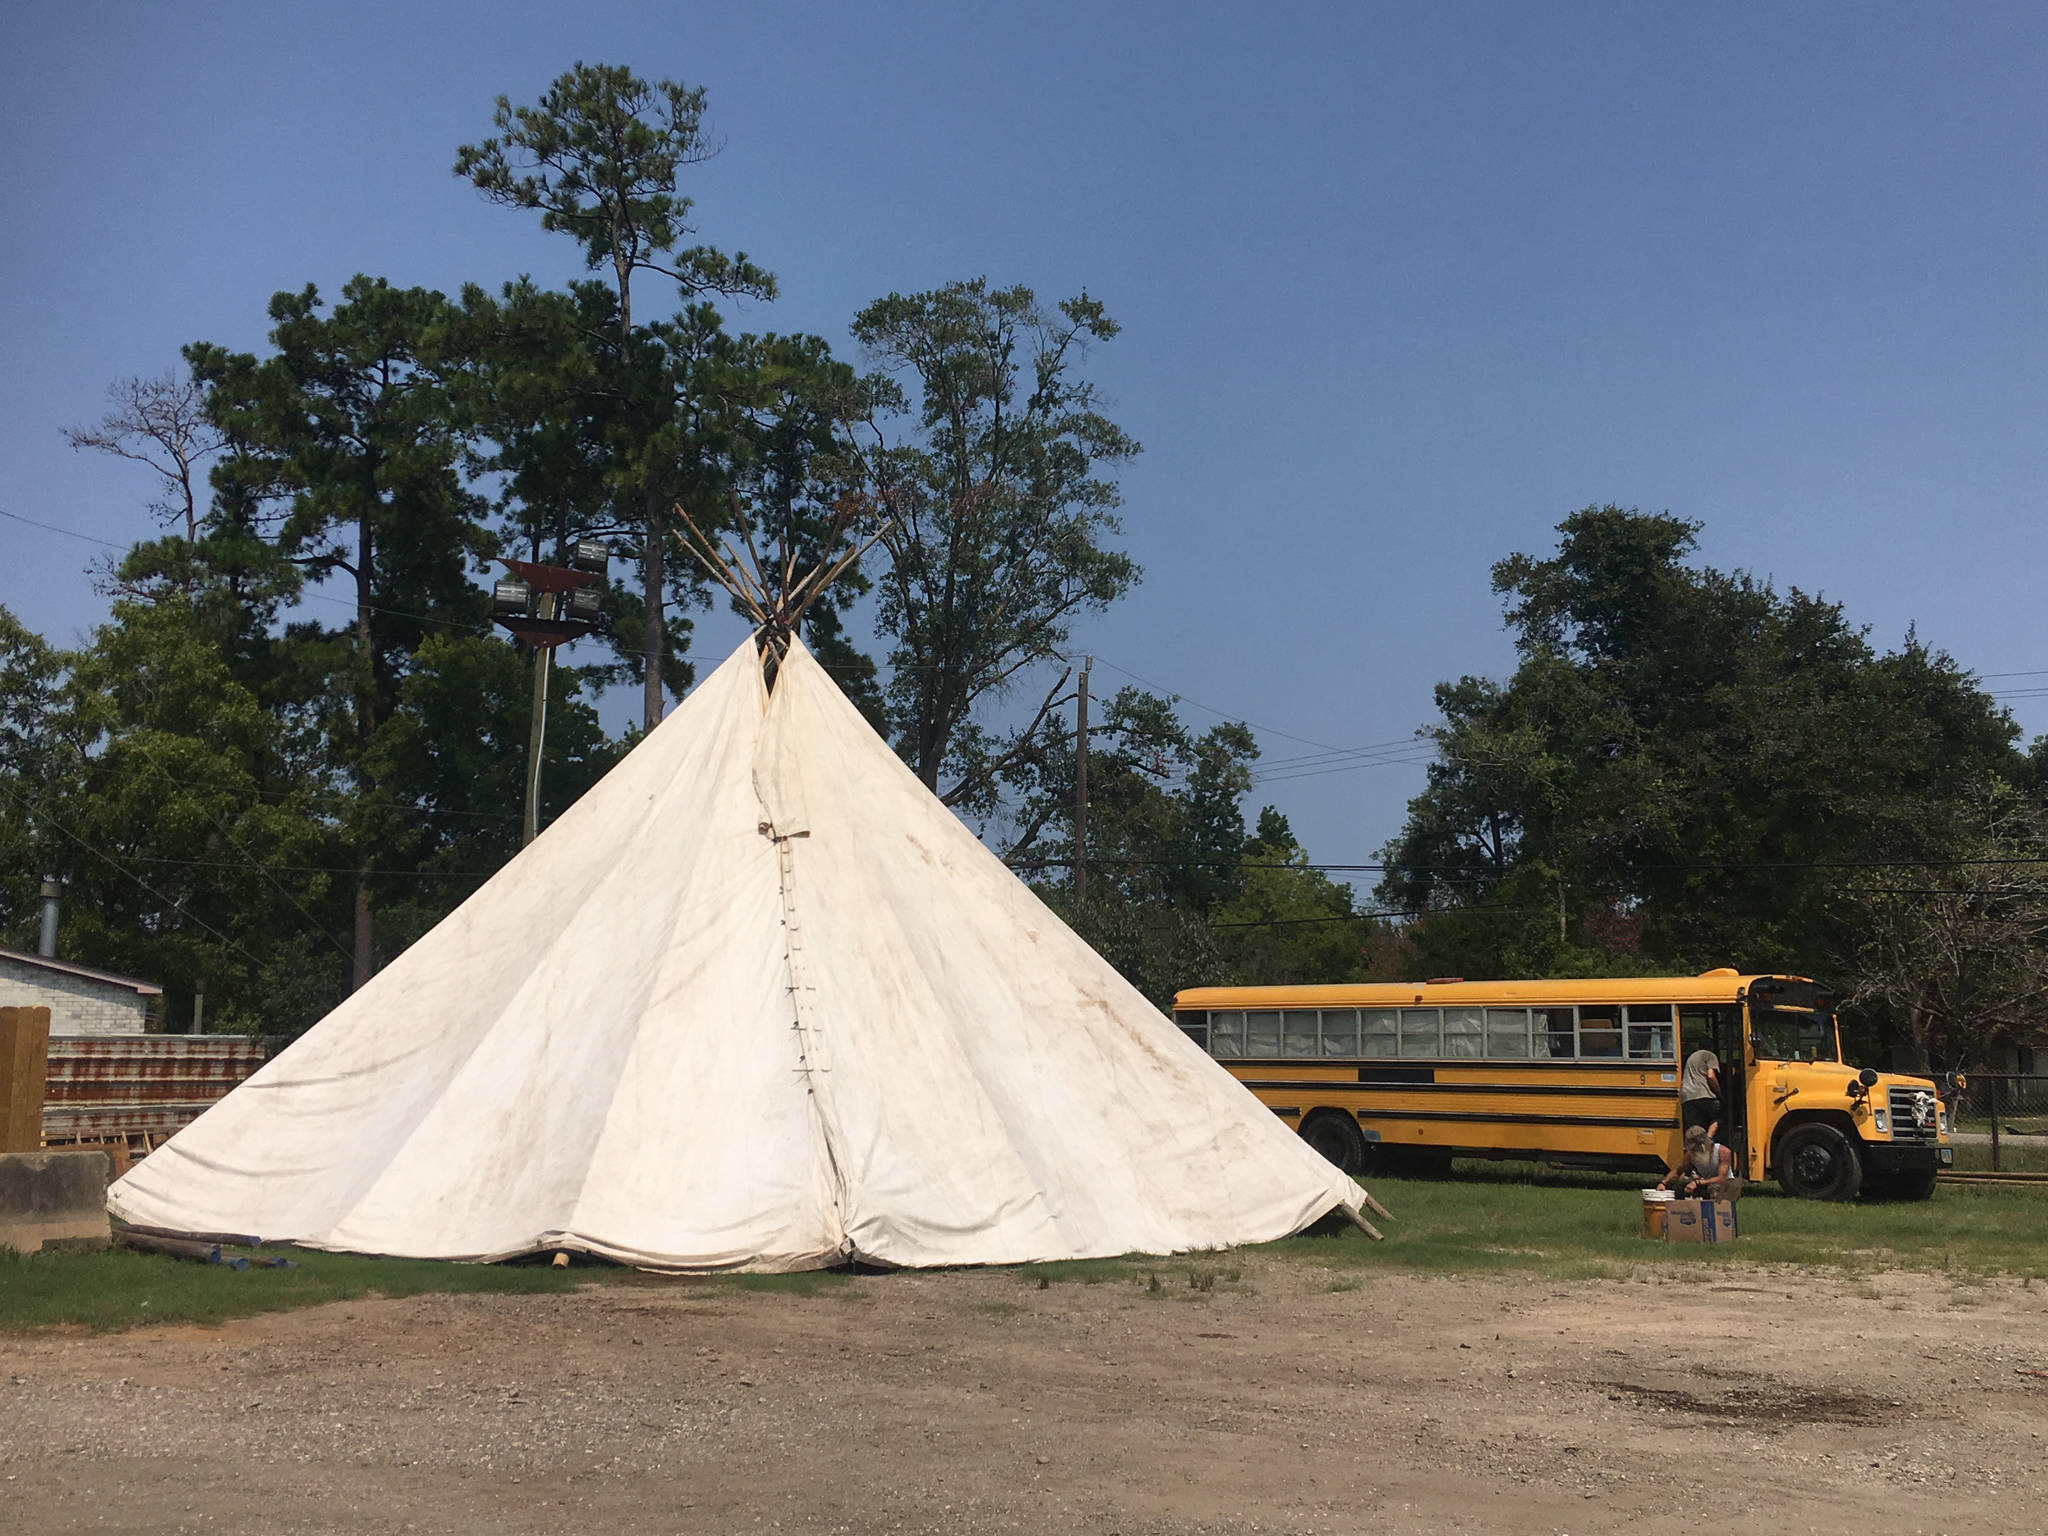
{"left": 1858, "top": 1068, "right": 1879, "bottom": 1088}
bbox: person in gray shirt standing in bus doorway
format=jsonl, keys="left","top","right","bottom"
{"left": 1680, "top": 1045, "right": 1721, "bottom": 1141}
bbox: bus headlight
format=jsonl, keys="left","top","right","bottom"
{"left": 1872, "top": 1109, "right": 1889, "bottom": 1134}
{"left": 1938, "top": 1108, "right": 1950, "bottom": 1136}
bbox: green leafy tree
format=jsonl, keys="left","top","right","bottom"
{"left": 1838, "top": 784, "right": 2048, "bottom": 1071}
{"left": 451, "top": 277, "right": 701, "bottom": 696}
{"left": 188, "top": 277, "right": 494, "bottom": 989}
{"left": 1005, "top": 688, "right": 1247, "bottom": 895}
{"left": 1044, "top": 893, "right": 1223, "bottom": 1013}
{"left": 1012, "top": 692, "right": 1387, "bottom": 1003}
{"left": 366, "top": 629, "right": 620, "bottom": 968}
{"left": 456, "top": 63, "right": 775, "bottom": 728}
{"left": 4, "top": 537, "right": 353, "bottom": 1033}
{"left": 0, "top": 607, "right": 66, "bottom": 946}
{"left": 713, "top": 328, "right": 887, "bottom": 719}
{"left": 852, "top": 279, "right": 1139, "bottom": 808}
{"left": 1212, "top": 810, "right": 1376, "bottom": 985}
{"left": 1379, "top": 507, "right": 2021, "bottom": 987}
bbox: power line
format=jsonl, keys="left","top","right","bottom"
{"left": 1089, "top": 655, "right": 1374, "bottom": 757}
{"left": 116, "top": 854, "right": 499, "bottom": 879}
{"left": 0, "top": 779, "right": 280, "bottom": 977}
{"left": 1, "top": 506, "right": 126, "bottom": 549}
{"left": 142, "top": 767, "right": 519, "bottom": 823}
{"left": 1250, "top": 751, "right": 1440, "bottom": 786}
{"left": 1, "top": 505, "right": 497, "bottom": 639}
{"left": 1011, "top": 853, "right": 2048, "bottom": 874}
{"left": 127, "top": 732, "right": 359, "bottom": 968}
{"left": 1210, "top": 900, "right": 1545, "bottom": 929}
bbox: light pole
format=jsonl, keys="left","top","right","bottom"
{"left": 492, "top": 541, "right": 610, "bottom": 846}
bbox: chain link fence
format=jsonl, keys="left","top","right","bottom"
{"left": 1947, "top": 1074, "right": 2048, "bottom": 1170}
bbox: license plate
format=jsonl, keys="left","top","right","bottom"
{"left": 1938, "top": 1146, "right": 1954, "bottom": 1165}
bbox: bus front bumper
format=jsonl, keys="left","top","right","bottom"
{"left": 1861, "top": 1143, "right": 1952, "bottom": 1175}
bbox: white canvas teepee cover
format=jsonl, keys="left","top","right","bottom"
{"left": 111, "top": 636, "right": 1363, "bottom": 1269}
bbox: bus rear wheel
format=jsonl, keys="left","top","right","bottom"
{"left": 1777, "top": 1123, "right": 1864, "bottom": 1201}
{"left": 1301, "top": 1111, "right": 1369, "bottom": 1175}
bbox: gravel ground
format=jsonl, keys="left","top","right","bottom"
{"left": 3, "top": 1255, "right": 2045, "bottom": 1534}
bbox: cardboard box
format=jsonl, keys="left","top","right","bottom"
{"left": 1662, "top": 1198, "right": 1738, "bottom": 1243}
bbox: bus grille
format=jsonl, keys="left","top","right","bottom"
{"left": 1888, "top": 1085, "right": 1940, "bottom": 1143}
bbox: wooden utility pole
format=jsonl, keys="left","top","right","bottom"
{"left": 492, "top": 547, "right": 609, "bottom": 849}
{"left": 523, "top": 594, "right": 555, "bottom": 847}
{"left": 1073, "top": 657, "right": 1091, "bottom": 905}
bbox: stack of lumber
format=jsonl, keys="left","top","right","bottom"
{"left": 41, "top": 1037, "right": 265, "bottom": 1157}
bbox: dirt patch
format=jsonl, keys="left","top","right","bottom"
{"left": 2, "top": 1255, "right": 2045, "bottom": 1534}
{"left": 1596, "top": 1374, "right": 1887, "bottom": 1425}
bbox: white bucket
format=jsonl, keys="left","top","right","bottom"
{"left": 1641, "top": 1187, "right": 1674, "bottom": 1239}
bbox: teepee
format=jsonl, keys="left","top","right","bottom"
{"left": 110, "top": 521, "right": 1376, "bottom": 1270}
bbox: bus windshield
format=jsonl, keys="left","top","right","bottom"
{"left": 1747, "top": 980, "right": 1840, "bottom": 1063}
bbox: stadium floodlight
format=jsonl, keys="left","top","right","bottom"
{"left": 492, "top": 579, "right": 533, "bottom": 620}
{"left": 564, "top": 585, "right": 606, "bottom": 626}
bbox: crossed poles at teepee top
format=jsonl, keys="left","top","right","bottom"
{"left": 670, "top": 493, "right": 895, "bottom": 671}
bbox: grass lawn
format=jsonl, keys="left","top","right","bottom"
{"left": 1949, "top": 1141, "right": 2048, "bottom": 1172}
{"left": 0, "top": 1244, "right": 596, "bottom": 1334}
{"left": 1286, "top": 1163, "right": 2048, "bottom": 1280}
{"left": 1952, "top": 1117, "right": 2048, "bottom": 1138}
{"left": 1018, "top": 1163, "right": 2048, "bottom": 1289}
{"left": 9, "top": 1164, "right": 2045, "bottom": 1335}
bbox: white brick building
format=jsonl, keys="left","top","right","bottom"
{"left": 0, "top": 947, "right": 160, "bottom": 1036}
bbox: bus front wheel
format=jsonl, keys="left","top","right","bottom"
{"left": 1301, "top": 1111, "right": 1369, "bottom": 1175}
{"left": 1777, "top": 1123, "right": 1864, "bottom": 1201}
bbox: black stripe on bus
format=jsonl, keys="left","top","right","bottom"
{"left": 1269, "top": 1106, "right": 1301, "bottom": 1118}
{"left": 1220, "top": 1056, "right": 1678, "bottom": 1073}
{"left": 1235, "top": 1078, "right": 1680, "bottom": 1100}
{"left": 1335, "top": 1107, "right": 1677, "bottom": 1130}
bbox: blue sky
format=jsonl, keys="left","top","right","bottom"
{"left": 5, "top": 3, "right": 2047, "bottom": 879}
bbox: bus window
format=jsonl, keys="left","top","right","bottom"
{"left": 1486, "top": 1008, "right": 1530, "bottom": 1057}
{"left": 1320, "top": 1009, "right": 1361, "bottom": 1056}
{"left": 1283, "top": 1010, "right": 1320, "bottom": 1056}
{"left": 1536, "top": 1008, "right": 1576, "bottom": 1058}
{"left": 1442, "top": 1007, "right": 1483, "bottom": 1057}
{"left": 1210, "top": 1010, "right": 1245, "bottom": 1057}
{"left": 1578, "top": 1006, "right": 1623, "bottom": 1057}
{"left": 1400, "top": 1008, "right": 1441, "bottom": 1057}
{"left": 1680, "top": 1005, "right": 1740, "bottom": 1064}
{"left": 1246, "top": 1010, "right": 1282, "bottom": 1056}
{"left": 1625, "top": 1004, "right": 1674, "bottom": 1059}
{"left": 1178, "top": 1012, "right": 1208, "bottom": 1051}
{"left": 1361, "top": 1009, "right": 1399, "bottom": 1056}
{"left": 1749, "top": 1002, "right": 1838, "bottom": 1063}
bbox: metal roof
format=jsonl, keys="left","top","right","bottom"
{"left": 1174, "top": 971, "right": 1793, "bottom": 1010}
{"left": 0, "top": 945, "right": 164, "bottom": 996}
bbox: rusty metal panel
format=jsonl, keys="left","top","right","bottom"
{"left": 42, "top": 1037, "right": 265, "bottom": 1146}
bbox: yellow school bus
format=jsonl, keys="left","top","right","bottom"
{"left": 1173, "top": 971, "right": 1953, "bottom": 1200}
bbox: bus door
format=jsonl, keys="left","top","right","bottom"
{"left": 1680, "top": 1005, "right": 1747, "bottom": 1173}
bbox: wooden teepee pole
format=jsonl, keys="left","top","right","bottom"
{"left": 668, "top": 494, "right": 897, "bottom": 680}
